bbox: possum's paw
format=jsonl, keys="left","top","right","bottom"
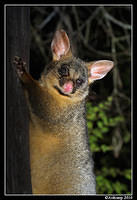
{"left": 13, "top": 56, "right": 27, "bottom": 78}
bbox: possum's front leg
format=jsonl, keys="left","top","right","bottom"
{"left": 13, "top": 56, "right": 46, "bottom": 96}
{"left": 13, "top": 56, "right": 48, "bottom": 121}
{"left": 13, "top": 56, "right": 38, "bottom": 86}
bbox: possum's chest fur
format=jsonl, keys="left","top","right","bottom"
{"left": 29, "top": 119, "right": 96, "bottom": 194}
{"left": 29, "top": 124, "right": 67, "bottom": 194}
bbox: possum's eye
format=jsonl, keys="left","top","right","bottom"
{"left": 76, "top": 78, "right": 85, "bottom": 87}
{"left": 76, "top": 78, "right": 84, "bottom": 88}
{"left": 58, "top": 64, "right": 69, "bottom": 76}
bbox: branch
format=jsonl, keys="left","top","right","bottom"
{"left": 104, "top": 11, "right": 131, "bottom": 30}
{"left": 72, "top": 7, "right": 102, "bottom": 36}
{"left": 31, "top": 26, "right": 47, "bottom": 61}
{"left": 37, "top": 7, "right": 59, "bottom": 30}
{"left": 78, "top": 33, "right": 113, "bottom": 58}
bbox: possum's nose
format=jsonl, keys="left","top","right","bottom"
{"left": 62, "top": 80, "right": 73, "bottom": 94}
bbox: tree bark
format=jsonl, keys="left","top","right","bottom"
{"left": 6, "top": 6, "right": 32, "bottom": 194}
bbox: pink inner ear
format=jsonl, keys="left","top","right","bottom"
{"left": 51, "top": 30, "right": 70, "bottom": 60}
{"left": 89, "top": 60, "right": 114, "bottom": 81}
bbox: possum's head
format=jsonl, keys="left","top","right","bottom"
{"left": 40, "top": 30, "right": 114, "bottom": 102}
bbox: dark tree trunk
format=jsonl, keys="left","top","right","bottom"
{"left": 6, "top": 6, "right": 32, "bottom": 194}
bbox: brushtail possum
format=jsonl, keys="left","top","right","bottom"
{"left": 13, "top": 29, "right": 114, "bottom": 194}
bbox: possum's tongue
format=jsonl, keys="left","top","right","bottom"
{"left": 63, "top": 81, "right": 73, "bottom": 93}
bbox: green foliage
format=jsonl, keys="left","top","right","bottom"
{"left": 87, "top": 96, "right": 124, "bottom": 154}
{"left": 86, "top": 96, "right": 131, "bottom": 194}
{"left": 96, "top": 168, "right": 131, "bottom": 194}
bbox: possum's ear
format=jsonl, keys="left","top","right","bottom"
{"left": 86, "top": 60, "right": 114, "bottom": 84}
{"left": 51, "top": 29, "right": 72, "bottom": 61}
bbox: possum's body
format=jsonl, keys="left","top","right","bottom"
{"left": 29, "top": 100, "right": 96, "bottom": 194}
{"left": 13, "top": 29, "right": 113, "bottom": 194}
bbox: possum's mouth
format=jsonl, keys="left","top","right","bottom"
{"left": 54, "top": 85, "right": 71, "bottom": 97}
{"left": 54, "top": 80, "right": 74, "bottom": 97}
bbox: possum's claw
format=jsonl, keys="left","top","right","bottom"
{"left": 13, "top": 56, "right": 27, "bottom": 78}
